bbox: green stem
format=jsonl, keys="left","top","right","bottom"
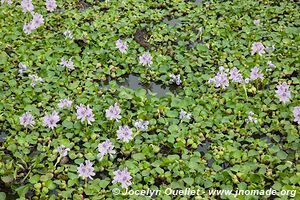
{"left": 53, "top": 129, "right": 57, "bottom": 137}
{"left": 84, "top": 177, "right": 88, "bottom": 188}
{"left": 54, "top": 156, "right": 61, "bottom": 168}
{"left": 110, "top": 122, "right": 113, "bottom": 131}
{"left": 22, "top": 163, "right": 36, "bottom": 182}
{"left": 243, "top": 84, "right": 248, "bottom": 100}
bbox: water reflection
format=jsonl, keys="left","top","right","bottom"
{"left": 100, "top": 74, "right": 179, "bottom": 98}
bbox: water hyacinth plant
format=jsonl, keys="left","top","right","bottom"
{"left": 45, "top": 0, "right": 57, "bottom": 12}
{"left": 77, "top": 160, "right": 95, "bottom": 180}
{"left": 97, "top": 140, "right": 116, "bottom": 161}
{"left": 42, "top": 111, "right": 60, "bottom": 130}
{"left": 134, "top": 119, "right": 149, "bottom": 131}
{"left": 56, "top": 145, "right": 70, "bottom": 158}
{"left": 112, "top": 168, "right": 132, "bottom": 189}
{"left": 139, "top": 52, "right": 153, "bottom": 67}
{"left": 58, "top": 98, "right": 72, "bottom": 109}
{"left": 275, "top": 82, "right": 292, "bottom": 103}
{"left": 105, "top": 103, "right": 121, "bottom": 121}
{"left": 76, "top": 104, "right": 95, "bottom": 124}
{"left": 19, "top": 112, "right": 35, "bottom": 128}
{"left": 117, "top": 125, "right": 133, "bottom": 143}
{"left": 0, "top": 0, "right": 299, "bottom": 199}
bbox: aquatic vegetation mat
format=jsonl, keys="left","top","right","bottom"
{"left": 0, "top": 0, "right": 299, "bottom": 199}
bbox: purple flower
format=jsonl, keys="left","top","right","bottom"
{"left": 134, "top": 120, "right": 149, "bottom": 131}
{"left": 76, "top": 104, "right": 95, "bottom": 125}
{"left": 209, "top": 67, "right": 229, "bottom": 89}
{"left": 117, "top": 125, "right": 133, "bottom": 143}
{"left": 139, "top": 52, "right": 153, "bottom": 67}
{"left": 60, "top": 58, "right": 67, "bottom": 66}
{"left": 31, "top": 12, "right": 44, "bottom": 29}
{"left": 98, "top": 140, "right": 116, "bottom": 161}
{"left": 66, "top": 60, "right": 75, "bottom": 70}
{"left": 23, "top": 22, "right": 34, "bottom": 34}
{"left": 253, "top": 19, "right": 260, "bottom": 25}
{"left": 250, "top": 66, "right": 264, "bottom": 81}
{"left": 251, "top": 42, "right": 265, "bottom": 55}
{"left": 58, "top": 98, "right": 72, "bottom": 109}
{"left": 18, "top": 63, "right": 27, "bottom": 74}
{"left": 293, "top": 106, "right": 300, "bottom": 124}
{"left": 170, "top": 74, "right": 182, "bottom": 85}
{"left": 77, "top": 160, "right": 95, "bottom": 180}
{"left": 20, "top": 112, "right": 35, "bottom": 128}
{"left": 245, "top": 111, "right": 257, "bottom": 123}
{"left": 229, "top": 67, "right": 243, "bottom": 83}
{"left": 266, "top": 61, "right": 276, "bottom": 71}
{"left": 112, "top": 168, "right": 132, "bottom": 189}
{"left": 56, "top": 145, "right": 70, "bottom": 157}
{"left": 43, "top": 111, "right": 60, "bottom": 130}
{"left": 116, "top": 39, "right": 128, "bottom": 53}
{"left": 46, "top": 0, "right": 57, "bottom": 12}
{"left": 64, "top": 30, "right": 73, "bottom": 39}
{"left": 61, "top": 57, "right": 75, "bottom": 70}
{"left": 275, "top": 82, "right": 291, "bottom": 103}
{"left": 179, "top": 110, "right": 191, "bottom": 120}
{"left": 21, "top": 0, "right": 34, "bottom": 13}
{"left": 105, "top": 103, "right": 121, "bottom": 121}
{"left": 29, "top": 74, "right": 43, "bottom": 86}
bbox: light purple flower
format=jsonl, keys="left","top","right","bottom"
{"left": 77, "top": 160, "right": 95, "bottom": 180}
{"left": 65, "top": 59, "right": 75, "bottom": 70}
{"left": 179, "top": 110, "right": 191, "bottom": 120}
{"left": 20, "top": 112, "right": 35, "bottom": 128}
{"left": 209, "top": 67, "right": 229, "bottom": 89}
{"left": 76, "top": 104, "right": 95, "bottom": 124}
{"left": 251, "top": 42, "right": 265, "bottom": 55}
{"left": 23, "top": 22, "right": 34, "bottom": 34}
{"left": 250, "top": 66, "right": 264, "bottom": 81}
{"left": 58, "top": 98, "right": 72, "bottom": 109}
{"left": 117, "top": 125, "right": 133, "bottom": 143}
{"left": 293, "top": 106, "right": 300, "bottom": 124}
{"left": 139, "top": 52, "right": 153, "bottom": 67}
{"left": 229, "top": 67, "right": 243, "bottom": 83}
{"left": 112, "top": 168, "right": 132, "bottom": 189}
{"left": 134, "top": 120, "right": 149, "bottom": 131}
{"left": 46, "top": 0, "right": 57, "bottom": 12}
{"left": 116, "top": 39, "right": 128, "bottom": 53}
{"left": 61, "top": 58, "right": 75, "bottom": 70}
{"left": 98, "top": 140, "right": 116, "bottom": 161}
{"left": 60, "top": 58, "right": 67, "bottom": 66}
{"left": 64, "top": 30, "right": 73, "bottom": 39}
{"left": 253, "top": 19, "right": 260, "bottom": 25}
{"left": 18, "top": 63, "right": 27, "bottom": 74}
{"left": 29, "top": 74, "right": 43, "bottom": 86}
{"left": 105, "top": 103, "right": 121, "bottom": 121}
{"left": 43, "top": 111, "right": 60, "bottom": 130}
{"left": 170, "top": 74, "right": 182, "bottom": 85}
{"left": 275, "top": 82, "right": 291, "bottom": 103}
{"left": 31, "top": 12, "right": 44, "bottom": 29}
{"left": 56, "top": 145, "right": 70, "bottom": 157}
{"left": 21, "top": 0, "right": 34, "bottom": 13}
{"left": 266, "top": 61, "right": 276, "bottom": 71}
{"left": 245, "top": 111, "right": 257, "bottom": 123}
